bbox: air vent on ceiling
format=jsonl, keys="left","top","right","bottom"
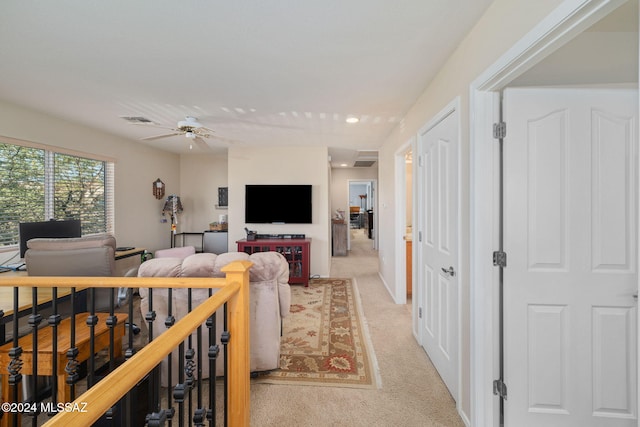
{"left": 120, "top": 116, "right": 153, "bottom": 124}
{"left": 354, "top": 160, "right": 376, "bottom": 167}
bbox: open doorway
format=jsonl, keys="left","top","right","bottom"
{"left": 347, "top": 180, "right": 377, "bottom": 251}
{"left": 394, "top": 138, "right": 415, "bottom": 307}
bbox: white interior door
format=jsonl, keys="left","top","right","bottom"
{"left": 418, "top": 108, "right": 458, "bottom": 399}
{"left": 503, "top": 87, "right": 638, "bottom": 427}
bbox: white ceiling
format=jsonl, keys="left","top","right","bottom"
{"left": 0, "top": 0, "right": 495, "bottom": 167}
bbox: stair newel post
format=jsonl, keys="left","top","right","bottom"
{"left": 220, "top": 260, "right": 252, "bottom": 427}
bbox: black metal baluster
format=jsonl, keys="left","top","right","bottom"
{"left": 221, "top": 303, "right": 229, "bottom": 427}
{"left": 124, "top": 286, "right": 137, "bottom": 427}
{"left": 175, "top": 342, "right": 185, "bottom": 427}
{"left": 193, "top": 323, "right": 204, "bottom": 427}
{"left": 146, "top": 287, "right": 167, "bottom": 427}
{"left": 146, "top": 288, "right": 160, "bottom": 419}
{"left": 65, "top": 288, "right": 79, "bottom": 402}
{"left": 126, "top": 287, "right": 135, "bottom": 358}
{"left": 28, "top": 287, "right": 42, "bottom": 425}
{"left": 8, "top": 287, "right": 23, "bottom": 427}
{"left": 86, "top": 288, "right": 97, "bottom": 389}
{"left": 205, "top": 288, "right": 217, "bottom": 425}
{"left": 105, "top": 287, "right": 118, "bottom": 425}
{"left": 186, "top": 288, "right": 194, "bottom": 425}
{"left": 165, "top": 287, "right": 175, "bottom": 425}
{"left": 48, "top": 288, "right": 60, "bottom": 420}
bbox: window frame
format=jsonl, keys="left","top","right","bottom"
{"left": 0, "top": 136, "right": 115, "bottom": 254}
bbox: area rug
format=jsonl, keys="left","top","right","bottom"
{"left": 255, "top": 278, "right": 381, "bottom": 389}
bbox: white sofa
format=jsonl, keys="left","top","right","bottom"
{"left": 137, "top": 251, "right": 290, "bottom": 385}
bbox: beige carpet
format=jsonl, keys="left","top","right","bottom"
{"left": 250, "top": 231, "right": 465, "bottom": 426}
{"left": 255, "top": 278, "right": 381, "bottom": 389}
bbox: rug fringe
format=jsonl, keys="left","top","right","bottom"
{"left": 351, "top": 277, "right": 383, "bottom": 389}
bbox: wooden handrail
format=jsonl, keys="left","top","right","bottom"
{"left": 0, "top": 260, "right": 253, "bottom": 427}
{"left": 0, "top": 275, "right": 232, "bottom": 289}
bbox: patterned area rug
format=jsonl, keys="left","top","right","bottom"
{"left": 255, "top": 278, "right": 380, "bottom": 389}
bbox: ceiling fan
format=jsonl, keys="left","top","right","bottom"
{"left": 139, "top": 116, "right": 218, "bottom": 150}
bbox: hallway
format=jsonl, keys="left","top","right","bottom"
{"left": 250, "top": 230, "right": 463, "bottom": 426}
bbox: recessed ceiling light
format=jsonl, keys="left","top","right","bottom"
{"left": 341, "top": 163, "right": 348, "bottom": 167}
{"left": 345, "top": 116, "right": 359, "bottom": 124}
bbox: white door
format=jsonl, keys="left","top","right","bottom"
{"left": 418, "top": 108, "right": 458, "bottom": 399}
{"left": 503, "top": 87, "right": 638, "bottom": 427}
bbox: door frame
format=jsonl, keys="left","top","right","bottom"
{"left": 347, "top": 179, "right": 378, "bottom": 251}
{"left": 469, "top": 0, "right": 632, "bottom": 426}
{"left": 394, "top": 136, "right": 415, "bottom": 307}
{"left": 416, "top": 96, "right": 462, "bottom": 404}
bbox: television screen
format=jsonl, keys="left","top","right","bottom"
{"left": 245, "top": 185, "right": 312, "bottom": 224}
{"left": 19, "top": 219, "right": 82, "bottom": 258}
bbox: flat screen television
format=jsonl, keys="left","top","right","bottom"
{"left": 245, "top": 185, "right": 312, "bottom": 224}
{"left": 19, "top": 219, "right": 82, "bottom": 258}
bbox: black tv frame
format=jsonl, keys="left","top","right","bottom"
{"left": 18, "top": 219, "right": 82, "bottom": 258}
{"left": 245, "top": 184, "right": 312, "bottom": 224}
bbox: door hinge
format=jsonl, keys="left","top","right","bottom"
{"left": 493, "top": 251, "right": 507, "bottom": 268}
{"left": 419, "top": 307, "right": 422, "bottom": 318}
{"left": 493, "top": 379, "right": 507, "bottom": 399}
{"left": 418, "top": 231, "right": 422, "bottom": 242}
{"left": 418, "top": 155, "right": 423, "bottom": 167}
{"left": 493, "top": 122, "right": 506, "bottom": 139}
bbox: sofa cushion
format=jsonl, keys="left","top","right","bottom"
{"left": 154, "top": 246, "right": 196, "bottom": 259}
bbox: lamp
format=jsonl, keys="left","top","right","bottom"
{"left": 153, "top": 178, "right": 165, "bottom": 200}
{"left": 185, "top": 131, "right": 196, "bottom": 149}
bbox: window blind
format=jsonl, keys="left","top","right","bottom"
{"left": 0, "top": 141, "right": 114, "bottom": 250}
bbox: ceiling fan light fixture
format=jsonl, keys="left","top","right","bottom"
{"left": 178, "top": 116, "right": 202, "bottom": 129}
{"left": 185, "top": 131, "right": 196, "bottom": 139}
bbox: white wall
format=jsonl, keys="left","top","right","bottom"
{"left": 0, "top": 99, "right": 181, "bottom": 255}
{"left": 227, "top": 145, "right": 331, "bottom": 277}
{"left": 376, "top": 0, "right": 566, "bottom": 421}
{"left": 179, "top": 153, "right": 228, "bottom": 233}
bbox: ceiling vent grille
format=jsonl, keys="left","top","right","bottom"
{"left": 354, "top": 160, "right": 376, "bottom": 167}
{"left": 120, "top": 116, "right": 153, "bottom": 124}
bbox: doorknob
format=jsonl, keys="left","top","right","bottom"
{"left": 441, "top": 266, "right": 455, "bottom": 277}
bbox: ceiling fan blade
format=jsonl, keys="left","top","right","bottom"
{"left": 194, "top": 127, "right": 215, "bottom": 137}
{"left": 131, "top": 123, "right": 176, "bottom": 131}
{"left": 193, "top": 136, "right": 210, "bottom": 151}
{"left": 141, "top": 132, "right": 183, "bottom": 141}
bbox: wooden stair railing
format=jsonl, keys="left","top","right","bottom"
{"left": 0, "top": 260, "right": 252, "bottom": 427}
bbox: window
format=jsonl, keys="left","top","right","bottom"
{"left": 0, "top": 141, "right": 114, "bottom": 250}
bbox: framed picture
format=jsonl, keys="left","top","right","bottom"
{"left": 218, "top": 187, "right": 228, "bottom": 207}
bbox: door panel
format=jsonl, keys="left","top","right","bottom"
{"left": 504, "top": 87, "right": 637, "bottom": 427}
{"left": 418, "top": 108, "right": 459, "bottom": 399}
